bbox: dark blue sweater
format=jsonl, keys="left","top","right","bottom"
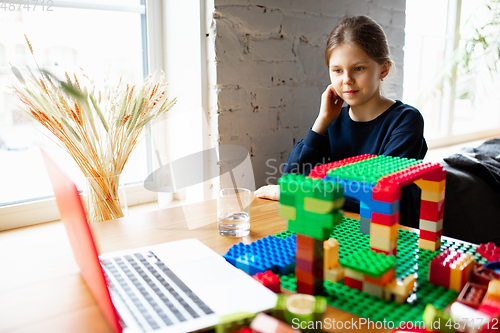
{"left": 283, "top": 100, "right": 427, "bottom": 228}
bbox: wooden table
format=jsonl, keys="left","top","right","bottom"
{"left": 0, "top": 198, "right": 395, "bottom": 333}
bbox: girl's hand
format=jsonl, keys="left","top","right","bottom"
{"left": 312, "top": 85, "right": 344, "bottom": 135}
{"left": 255, "top": 185, "right": 280, "bottom": 201}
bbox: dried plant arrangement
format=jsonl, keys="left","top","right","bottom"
{"left": 10, "top": 36, "right": 177, "bottom": 223}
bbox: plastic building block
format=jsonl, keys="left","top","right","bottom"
{"left": 308, "top": 154, "right": 376, "bottom": 179}
{"left": 324, "top": 266, "right": 344, "bottom": 283}
{"left": 363, "top": 282, "right": 384, "bottom": 298}
{"left": 253, "top": 271, "right": 281, "bottom": 293}
{"left": 359, "top": 216, "right": 371, "bottom": 235}
{"left": 370, "top": 223, "right": 399, "bottom": 239}
{"left": 421, "top": 189, "right": 446, "bottom": 202}
{"left": 419, "top": 219, "right": 443, "bottom": 233}
{"left": 295, "top": 233, "right": 325, "bottom": 295}
{"left": 234, "top": 327, "right": 255, "bottom": 333}
{"left": 303, "top": 197, "right": 344, "bottom": 214}
{"left": 371, "top": 211, "right": 400, "bottom": 227}
{"left": 484, "top": 279, "right": 500, "bottom": 302}
{"left": 224, "top": 235, "right": 296, "bottom": 275}
{"left": 429, "top": 250, "right": 475, "bottom": 292}
{"left": 414, "top": 179, "right": 446, "bottom": 192}
{"left": 457, "top": 282, "right": 487, "bottom": 309}
{"left": 420, "top": 199, "right": 445, "bottom": 222}
{"left": 344, "top": 276, "right": 363, "bottom": 291}
{"left": 365, "top": 269, "right": 395, "bottom": 287}
{"left": 383, "top": 274, "right": 416, "bottom": 304}
{"left": 279, "top": 205, "right": 296, "bottom": 221}
{"left": 472, "top": 263, "right": 500, "bottom": 285}
{"left": 341, "top": 249, "right": 396, "bottom": 278}
{"left": 326, "top": 155, "right": 421, "bottom": 185}
{"left": 419, "top": 238, "right": 441, "bottom": 251}
{"left": 477, "top": 242, "right": 500, "bottom": 262}
{"left": 323, "top": 238, "right": 339, "bottom": 270}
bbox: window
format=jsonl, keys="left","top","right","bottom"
{"left": 403, "top": 0, "right": 500, "bottom": 147}
{"left": 0, "top": 0, "right": 161, "bottom": 229}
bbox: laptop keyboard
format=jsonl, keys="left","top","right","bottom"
{"left": 100, "top": 251, "right": 214, "bottom": 332}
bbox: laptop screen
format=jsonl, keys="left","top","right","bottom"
{"left": 41, "top": 148, "right": 122, "bottom": 333}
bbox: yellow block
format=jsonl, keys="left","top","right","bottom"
{"left": 303, "top": 197, "right": 344, "bottom": 214}
{"left": 345, "top": 268, "right": 364, "bottom": 281}
{"left": 370, "top": 235, "right": 397, "bottom": 252}
{"left": 486, "top": 280, "right": 500, "bottom": 302}
{"left": 279, "top": 205, "right": 296, "bottom": 220}
{"left": 414, "top": 179, "right": 446, "bottom": 192}
{"left": 370, "top": 223, "right": 399, "bottom": 239}
{"left": 324, "top": 238, "right": 339, "bottom": 270}
{"left": 418, "top": 238, "right": 441, "bottom": 251}
{"left": 324, "top": 266, "right": 344, "bottom": 283}
{"left": 421, "top": 189, "right": 446, "bottom": 202}
{"left": 449, "top": 253, "right": 474, "bottom": 292}
{"left": 419, "top": 219, "right": 443, "bottom": 232}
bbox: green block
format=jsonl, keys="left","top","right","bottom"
{"left": 326, "top": 155, "right": 422, "bottom": 185}
{"left": 279, "top": 192, "right": 296, "bottom": 206}
{"left": 340, "top": 249, "right": 396, "bottom": 278}
{"left": 290, "top": 211, "right": 343, "bottom": 240}
{"left": 303, "top": 197, "right": 344, "bottom": 214}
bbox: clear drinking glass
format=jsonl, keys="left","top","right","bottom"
{"left": 217, "top": 188, "right": 251, "bottom": 237}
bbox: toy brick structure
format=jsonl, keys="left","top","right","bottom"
{"left": 278, "top": 154, "right": 447, "bottom": 297}
{"left": 308, "top": 154, "right": 447, "bottom": 253}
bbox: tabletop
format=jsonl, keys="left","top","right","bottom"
{"left": 0, "top": 198, "right": 397, "bottom": 333}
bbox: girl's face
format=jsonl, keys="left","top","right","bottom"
{"left": 328, "top": 43, "right": 389, "bottom": 109}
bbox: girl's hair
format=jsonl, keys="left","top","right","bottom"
{"left": 325, "top": 15, "right": 393, "bottom": 69}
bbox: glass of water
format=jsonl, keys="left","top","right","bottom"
{"left": 217, "top": 188, "right": 252, "bottom": 237}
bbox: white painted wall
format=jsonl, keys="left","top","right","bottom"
{"left": 208, "top": 0, "right": 407, "bottom": 189}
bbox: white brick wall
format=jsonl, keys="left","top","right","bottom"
{"left": 208, "top": 0, "right": 407, "bottom": 188}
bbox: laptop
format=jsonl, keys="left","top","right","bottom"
{"left": 41, "top": 149, "right": 277, "bottom": 333}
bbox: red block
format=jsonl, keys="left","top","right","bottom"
{"left": 429, "top": 250, "right": 454, "bottom": 287}
{"left": 252, "top": 270, "right": 281, "bottom": 293}
{"left": 420, "top": 229, "right": 443, "bottom": 242}
{"left": 478, "top": 298, "right": 500, "bottom": 318}
{"left": 295, "top": 257, "right": 323, "bottom": 274}
{"left": 344, "top": 277, "right": 363, "bottom": 291}
{"left": 457, "top": 282, "right": 487, "bottom": 309}
{"left": 372, "top": 181, "right": 401, "bottom": 202}
{"left": 308, "top": 154, "right": 376, "bottom": 178}
{"left": 420, "top": 166, "right": 447, "bottom": 182}
{"left": 420, "top": 200, "right": 445, "bottom": 222}
{"left": 371, "top": 212, "right": 400, "bottom": 226}
{"left": 477, "top": 242, "right": 500, "bottom": 262}
{"left": 296, "top": 280, "right": 323, "bottom": 295}
{"left": 472, "top": 264, "right": 500, "bottom": 285}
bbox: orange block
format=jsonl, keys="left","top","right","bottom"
{"left": 364, "top": 269, "right": 395, "bottom": 287}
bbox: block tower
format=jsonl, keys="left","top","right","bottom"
{"left": 278, "top": 174, "right": 344, "bottom": 295}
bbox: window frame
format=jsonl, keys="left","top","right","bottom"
{"left": 407, "top": 0, "right": 500, "bottom": 149}
{"left": 0, "top": 0, "right": 163, "bottom": 231}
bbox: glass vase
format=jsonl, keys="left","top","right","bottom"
{"left": 84, "top": 174, "right": 128, "bottom": 223}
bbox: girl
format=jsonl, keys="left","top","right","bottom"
{"left": 255, "top": 15, "right": 427, "bottom": 228}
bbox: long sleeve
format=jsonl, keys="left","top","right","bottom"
{"left": 283, "top": 129, "right": 332, "bottom": 175}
